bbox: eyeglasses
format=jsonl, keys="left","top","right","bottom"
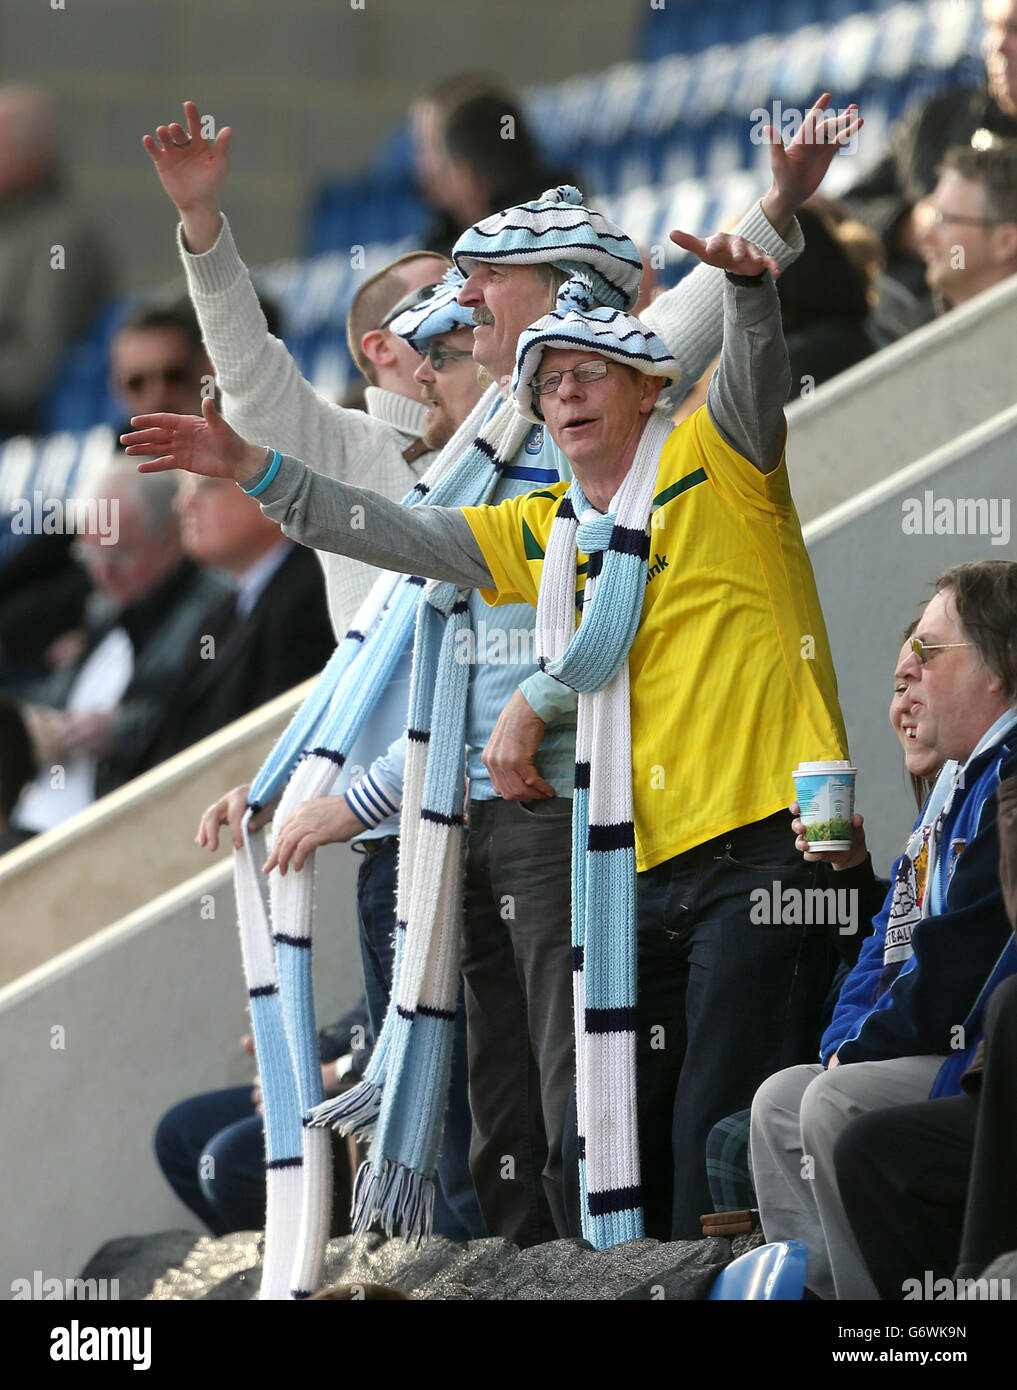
{"left": 925, "top": 207, "right": 1009, "bottom": 228}
{"left": 426, "top": 343, "right": 473, "bottom": 371}
{"left": 909, "top": 637, "right": 974, "bottom": 664}
{"left": 120, "top": 364, "right": 193, "bottom": 395}
{"left": 533, "top": 360, "right": 610, "bottom": 396}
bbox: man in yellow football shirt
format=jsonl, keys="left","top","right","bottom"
{"left": 122, "top": 229, "right": 849, "bottom": 1241}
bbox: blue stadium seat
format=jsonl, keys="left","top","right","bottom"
{"left": 39, "top": 0, "right": 988, "bottom": 433}
{"left": 708, "top": 1240, "right": 808, "bottom": 1301}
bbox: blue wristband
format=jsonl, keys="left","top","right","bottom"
{"left": 240, "top": 449, "right": 281, "bottom": 497}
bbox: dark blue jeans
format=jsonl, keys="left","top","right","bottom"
{"left": 635, "top": 809, "right": 836, "bottom": 1240}
{"left": 354, "top": 836, "right": 485, "bottom": 1242}
{"left": 154, "top": 1087, "right": 353, "bottom": 1237}
{"left": 153, "top": 1087, "right": 277, "bottom": 1236}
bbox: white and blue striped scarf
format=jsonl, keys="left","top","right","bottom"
{"left": 233, "top": 385, "right": 531, "bottom": 1295}
{"left": 534, "top": 409, "right": 674, "bottom": 1248}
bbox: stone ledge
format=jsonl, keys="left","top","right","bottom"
{"left": 83, "top": 1229, "right": 733, "bottom": 1301}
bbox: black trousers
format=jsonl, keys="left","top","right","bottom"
{"left": 635, "top": 809, "right": 837, "bottom": 1239}
{"left": 834, "top": 973, "right": 1017, "bottom": 1299}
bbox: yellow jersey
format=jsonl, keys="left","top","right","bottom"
{"left": 462, "top": 405, "right": 848, "bottom": 871}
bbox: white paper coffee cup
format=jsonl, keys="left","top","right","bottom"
{"left": 792, "top": 760, "right": 857, "bottom": 852}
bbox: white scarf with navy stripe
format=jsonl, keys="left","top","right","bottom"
{"left": 232, "top": 385, "right": 531, "bottom": 1294}
{"left": 535, "top": 408, "right": 673, "bottom": 1247}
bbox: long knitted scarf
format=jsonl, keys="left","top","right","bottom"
{"left": 534, "top": 409, "right": 673, "bottom": 1248}
{"left": 234, "top": 384, "right": 530, "bottom": 1295}
{"left": 308, "top": 407, "right": 531, "bottom": 1242}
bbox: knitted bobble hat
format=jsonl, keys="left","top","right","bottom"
{"left": 452, "top": 185, "right": 643, "bottom": 311}
{"left": 512, "top": 273, "right": 681, "bottom": 423}
{"left": 388, "top": 268, "right": 476, "bottom": 354}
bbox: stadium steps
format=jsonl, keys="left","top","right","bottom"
{"left": 0, "top": 847, "right": 360, "bottom": 1295}
{"left": 0, "top": 679, "right": 314, "bottom": 986}
{"left": 805, "top": 396, "right": 1017, "bottom": 871}
{"left": 786, "top": 274, "right": 1017, "bottom": 525}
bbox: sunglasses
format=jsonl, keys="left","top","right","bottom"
{"left": 380, "top": 281, "right": 444, "bottom": 329}
{"left": 426, "top": 343, "right": 473, "bottom": 371}
{"left": 121, "top": 364, "right": 193, "bottom": 394}
{"left": 909, "top": 637, "right": 974, "bottom": 664}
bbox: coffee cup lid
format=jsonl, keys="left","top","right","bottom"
{"left": 793, "top": 760, "right": 857, "bottom": 775}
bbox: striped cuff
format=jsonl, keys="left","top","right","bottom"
{"left": 344, "top": 774, "right": 401, "bottom": 830}
{"left": 239, "top": 449, "right": 281, "bottom": 497}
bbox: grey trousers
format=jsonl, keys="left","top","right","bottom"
{"left": 460, "top": 796, "right": 577, "bottom": 1247}
{"left": 749, "top": 1055, "right": 948, "bottom": 1299}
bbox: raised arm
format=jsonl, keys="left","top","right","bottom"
{"left": 121, "top": 400, "right": 493, "bottom": 591}
{"left": 668, "top": 232, "right": 790, "bottom": 474}
{"left": 643, "top": 94, "right": 861, "bottom": 401}
{"left": 143, "top": 102, "right": 396, "bottom": 480}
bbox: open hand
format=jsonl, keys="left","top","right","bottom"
{"left": 121, "top": 397, "right": 266, "bottom": 482}
{"left": 669, "top": 229, "right": 781, "bottom": 279}
{"left": 143, "top": 100, "right": 231, "bottom": 252}
{"left": 762, "top": 93, "right": 863, "bottom": 232}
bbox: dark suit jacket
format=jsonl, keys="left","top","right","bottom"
{"left": 144, "top": 543, "right": 333, "bottom": 765}
{"left": 24, "top": 558, "right": 227, "bottom": 799}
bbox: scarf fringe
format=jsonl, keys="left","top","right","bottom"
{"left": 351, "top": 1157, "right": 436, "bottom": 1247}
{"left": 307, "top": 1077, "right": 383, "bottom": 1138}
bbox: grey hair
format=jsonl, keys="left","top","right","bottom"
{"left": 79, "top": 452, "right": 181, "bottom": 534}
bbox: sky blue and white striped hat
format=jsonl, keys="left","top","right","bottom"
{"left": 452, "top": 185, "right": 642, "bottom": 311}
{"left": 387, "top": 267, "right": 476, "bottom": 354}
{"left": 512, "top": 275, "right": 680, "bottom": 423}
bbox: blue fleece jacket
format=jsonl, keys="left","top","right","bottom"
{"left": 822, "top": 734, "right": 1017, "bottom": 1087}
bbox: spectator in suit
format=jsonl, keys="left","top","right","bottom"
{"left": 840, "top": 0, "right": 1017, "bottom": 297}
{"left": 0, "top": 300, "right": 215, "bottom": 694}
{"left": 5, "top": 457, "right": 223, "bottom": 847}
{"left": 154, "top": 1001, "right": 369, "bottom": 1237}
{"left": 140, "top": 473, "right": 333, "bottom": 764}
{"left": 776, "top": 206, "right": 878, "bottom": 390}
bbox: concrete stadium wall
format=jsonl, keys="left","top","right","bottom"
{"left": 0, "top": 680, "right": 317, "bottom": 988}
{"left": 0, "top": 0, "right": 645, "bottom": 289}
{"left": 804, "top": 401, "right": 1017, "bottom": 874}
{"left": 787, "top": 275, "right": 1017, "bottom": 526}
{"left": 0, "top": 845, "right": 362, "bottom": 1297}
